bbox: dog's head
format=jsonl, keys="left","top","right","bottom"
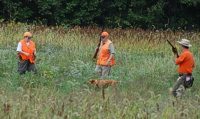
{"left": 87, "top": 79, "right": 96, "bottom": 84}
{"left": 113, "top": 81, "right": 119, "bottom": 85}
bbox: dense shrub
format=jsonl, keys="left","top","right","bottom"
{"left": 0, "top": 0, "right": 199, "bottom": 30}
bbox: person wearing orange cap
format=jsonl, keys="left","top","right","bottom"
{"left": 171, "top": 39, "right": 195, "bottom": 97}
{"left": 95, "top": 31, "right": 116, "bottom": 79}
{"left": 16, "top": 32, "right": 37, "bottom": 75}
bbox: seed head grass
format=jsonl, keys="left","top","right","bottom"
{"left": 0, "top": 23, "right": 200, "bottom": 118}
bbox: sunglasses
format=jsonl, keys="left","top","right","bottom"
{"left": 100, "top": 36, "right": 105, "bottom": 39}
{"left": 25, "top": 36, "right": 32, "bottom": 39}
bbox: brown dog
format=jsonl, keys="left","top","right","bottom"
{"left": 87, "top": 79, "right": 118, "bottom": 99}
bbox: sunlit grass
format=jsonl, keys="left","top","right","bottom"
{"left": 0, "top": 23, "right": 200, "bottom": 118}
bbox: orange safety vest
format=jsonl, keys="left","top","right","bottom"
{"left": 97, "top": 40, "right": 115, "bottom": 66}
{"left": 18, "top": 39, "right": 36, "bottom": 63}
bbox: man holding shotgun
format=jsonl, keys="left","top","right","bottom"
{"left": 94, "top": 31, "right": 115, "bottom": 79}
{"left": 16, "top": 32, "right": 37, "bottom": 75}
{"left": 170, "top": 39, "right": 195, "bottom": 97}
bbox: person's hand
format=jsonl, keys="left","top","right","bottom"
{"left": 34, "top": 51, "right": 36, "bottom": 56}
{"left": 106, "top": 60, "right": 110, "bottom": 66}
{"left": 33, "top": 54, "right": 36, "bottom": 59}
{"left": 172, "top": 47, "right": 178, "bottom": 54}
{"left": 24, "top": 52, "right": 30, "bottom": 56}
{"left": 95, "top": 48, "right": 99, "bottom": 52}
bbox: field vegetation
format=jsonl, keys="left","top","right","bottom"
{"left": 0, "top": 23, "right": 200, "bottom": 118}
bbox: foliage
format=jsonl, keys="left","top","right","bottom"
{"left": 0, "top": 0, "right": 199, "bottom": 30}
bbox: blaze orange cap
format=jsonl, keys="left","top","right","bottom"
{"left": 101, "top": 31, "right": 109, "bottom": 37}
{"left": 24, "top": 32, "right": 32, "bottom": 37}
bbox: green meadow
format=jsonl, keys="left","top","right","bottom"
{"left": 0, "top": 23, "right": 200, "bottom": 118}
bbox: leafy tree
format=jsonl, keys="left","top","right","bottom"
{"left": 0, "top": 0, "right": 199, "bottom": 30}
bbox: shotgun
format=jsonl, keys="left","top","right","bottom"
{"left": 167, "top": 39, "right": 179, "bottom": 57}
{"left": 93, "top": 27, "right": 104, "bottom": 59}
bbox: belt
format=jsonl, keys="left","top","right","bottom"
{"left": 179, "top": 73, "right": 192, "bottom": 76}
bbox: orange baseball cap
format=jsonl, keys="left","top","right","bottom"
{"left": 101, "top": 31, "right": 109, "bottom": 37}
{"left": 24, "top": 32, "right": 32, "bottom": 37}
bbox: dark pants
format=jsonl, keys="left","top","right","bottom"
{"left": 18, "top": 60, "right": 37, "bottom": 75}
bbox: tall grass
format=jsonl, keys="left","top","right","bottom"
{"left": 0, "top": 23, "right": 200, "bottom": 118}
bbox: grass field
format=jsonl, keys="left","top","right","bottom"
{"left": 0, "top": 23, "right": 200, "bottom": 118}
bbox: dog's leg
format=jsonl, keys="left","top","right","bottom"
{"left": 102, "top": 88, "right": 105, "bottom": 100}
{"left": 111, "top": 82, "right": 118, "bottom": 91}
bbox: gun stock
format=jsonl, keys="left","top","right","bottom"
{"left": 17, "top": 53, "right": 22, "bottom": 60}
{"left": 93, "top": 47, "right": 99, "bottom": 59}
{"left": 33, "top": 53, "right": 36, "bottom": 60}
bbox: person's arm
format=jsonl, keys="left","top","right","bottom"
{"left": 16, "top": 42, "right": 30, "bottom": 56}
{"left": 108, "top": 53, "right": 114, "bottom": 61}
{"left": 106, "top": 54, "right": 114, "bottom": 66}
{"left": 106, "top": 43, "right": 115, "bottom": 65}
{"left": 175, "top": 54, "right": 185, "bottom": 65}
{"left": 174, "top": 53, "right": 178, "bottom": 64}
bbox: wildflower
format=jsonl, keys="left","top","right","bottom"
{"left": 49, "top": 71, "right": 53, "bottom": 74}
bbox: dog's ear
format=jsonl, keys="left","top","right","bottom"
{"left": 88, "top": 79, "right": 95, "bottom": 84}
{"left": 90, "top": 79, "right": 95, "bottom": 83}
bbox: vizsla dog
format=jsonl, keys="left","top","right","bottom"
{"left": 87, "top": 79, "right": 118, "bottom": 99}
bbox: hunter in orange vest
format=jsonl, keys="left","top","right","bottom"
{"left": 16, "top": 32, "right": 37, "bottom": 75}
{"left": 95, "top": 31, "right": 115, "bottom": 79}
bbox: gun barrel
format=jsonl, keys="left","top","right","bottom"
{"left": 93, "top": 27, "right": 104, "bottom": 59}
{"left": 167, "top": 39, "right": 175, "bottom": 48}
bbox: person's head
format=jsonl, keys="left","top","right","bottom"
{"left": 100, "top": 31, "right": 109, "bottom": 43}
{"left": 23, "top": 32, "right": 32, "bottom": 41}
{"left": 177, "top": 39, "right": 192, "bottom": 51}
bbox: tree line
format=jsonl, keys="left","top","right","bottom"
{"left": 0, "top": 0, "right": 199, "bottom": 30}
